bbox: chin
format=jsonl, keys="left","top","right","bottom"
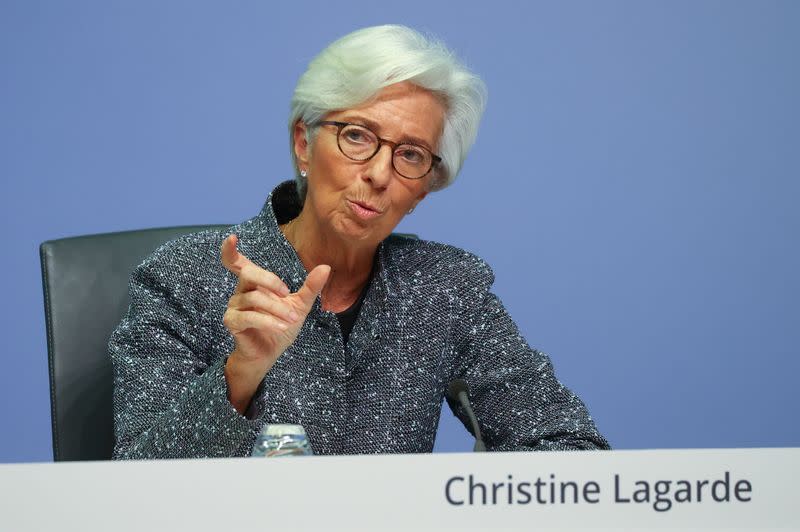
{"left": 333, "top": 218, "right": 375, "bottom": 241}
{"left": 337, "top": 219, "right": 393, "bottom": 245}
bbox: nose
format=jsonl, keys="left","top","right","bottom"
{"left": 362, "top": 143, "right": 394, "bottom": 189}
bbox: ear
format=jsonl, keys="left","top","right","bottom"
{"left": 293, "top": 121, "right": 310, "bottom": 170}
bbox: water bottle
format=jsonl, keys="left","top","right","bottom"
{"left": 251, "top": 424, "right": 313, "bottom": 457}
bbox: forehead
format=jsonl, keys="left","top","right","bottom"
{"left": 330, "top": 82, "right": 446, "bottom": 149}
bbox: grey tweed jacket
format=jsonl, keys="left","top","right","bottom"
{"left": 110, "top": 181, "right": 609, "bottom": 459}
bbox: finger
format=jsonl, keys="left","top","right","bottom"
{"left": 220, "top": 234, "right": 251, "bottom": 275}
{"left": 237, "top": 263, "right": 291, "bottom": 297}
{"left": 228, "top": 291, "right": 299, "bottom": 323}
{"left": 223, "top": 308, "right": 289, "bottom": 334}
{"left": 221, "top": 235, "right": 290, "bottom": 296}
{"left": 295, "top": 265, "right": 331, "bottom": 311}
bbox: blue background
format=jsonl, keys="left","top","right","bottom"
{"left": 1, "top": 1, "right": 798, "bottom": 463}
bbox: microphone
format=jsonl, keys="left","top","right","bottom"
{"left": 447, "top": 379, "right": 486, "bottom": 452}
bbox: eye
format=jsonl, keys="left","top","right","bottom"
{"left": 396, "top": 146, "right": 426, "bottom": 164}
{"left": 341, "top": 126, "right": 374, "bottom": 145}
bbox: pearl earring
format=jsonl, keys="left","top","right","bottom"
{"left": 300, "top": 170, "right": 307, "bottom": 177}
{"left": 407, "top": 207, "right": 415, "bottom": 214}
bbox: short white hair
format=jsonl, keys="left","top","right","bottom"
{"left": 289, "top": 25, "right": 487, "bottom": 199}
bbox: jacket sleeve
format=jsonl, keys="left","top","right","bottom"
{"left": 109, "top": 239, "right": 264, "bottom": 459}
{"left": 449, "top": 272, "right": 610, "bottom": 451}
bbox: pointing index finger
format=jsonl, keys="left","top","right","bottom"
{"left": 221, "top": 234, "right": 248, "bottom": 275}
{"left": 221, "top": 234, "right": 290, "bottom": 296}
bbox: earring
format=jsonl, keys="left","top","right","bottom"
{"left": 300, "top": 170, "right": 307, "bottom": 178}
{"left": 407, "top": 206, "right": 415, "bottom": 214}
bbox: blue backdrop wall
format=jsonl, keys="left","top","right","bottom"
{"left": 1, "top": 0, "right": 798, "bottom": 462}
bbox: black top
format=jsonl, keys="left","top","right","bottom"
{"left": 335, "top": 277, "right": 370, "bottom": 346}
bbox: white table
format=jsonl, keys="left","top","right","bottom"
{"left": 1, "top": 447, "right": 797, "bottom": 531}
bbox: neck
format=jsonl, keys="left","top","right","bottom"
{"left": 281, "top": 209, "right": 376, "bottom": 312}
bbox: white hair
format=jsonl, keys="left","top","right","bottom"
{"left": 289, "top": 24, "right": 487, "bottom": 200}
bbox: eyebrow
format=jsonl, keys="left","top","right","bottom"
{"left": 338, "top": 114, "right": 436, "bottom": 152}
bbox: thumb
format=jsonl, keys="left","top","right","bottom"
{"left": 295, "top": 265, "right": 331, "bottom": 311}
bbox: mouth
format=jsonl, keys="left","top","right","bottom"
{"left": 347, "top": 199, "right": 384, "bottom": 220}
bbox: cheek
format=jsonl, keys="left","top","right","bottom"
{"left": 309, "top": 136, "right": 348, "bottom": 181}
{"left": 322, "top": 162, "right": 360, "bottom": 195}
{"left": 395, "top": 181, "right": 427, "bottom": 206}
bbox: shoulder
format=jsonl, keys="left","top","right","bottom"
{"left": 382, "top": 234, "right": 495, "bottom": 292}
{"left": 136, "top": 227, "right": 233, "bottom": 276}
{"left": 130, "top": 226, "right": 240, "bottom": 309}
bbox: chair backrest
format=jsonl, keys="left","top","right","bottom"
{"left": 40, "top": 225, "right": 230, "bottom": 461}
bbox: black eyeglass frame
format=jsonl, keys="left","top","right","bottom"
{"left": 313, "top": 120, "right": 442, "bottom": 180}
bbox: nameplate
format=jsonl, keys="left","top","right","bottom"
{"left": 0, "top": 447, "right": 796, "bottom": 530}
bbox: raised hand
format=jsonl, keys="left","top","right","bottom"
{"left": 220, "top": 234, "right": 330, "bottom": 414}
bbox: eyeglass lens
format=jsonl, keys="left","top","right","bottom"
{"left": 337, "top": 124, "right": 432, "bottom": 179}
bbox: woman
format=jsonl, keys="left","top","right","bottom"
{"left": 110, "top": 25, "right": 609, "bottom": 459}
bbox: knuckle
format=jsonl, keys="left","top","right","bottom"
{"left": 233, "top": 291, "right": 248, "bottom": 305}
{"left": 234, "top": 277, "right": 246, "bottom": 293}
{"left": 247, "top": 290, "right": 267, "bottom": 309}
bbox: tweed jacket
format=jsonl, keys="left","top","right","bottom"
{"left": 110, "top": 181, "right": 609, "bottom": 459}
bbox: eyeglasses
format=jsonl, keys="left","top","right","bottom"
{"left": 313, "top": 121, "right": 442, "bottom": 180}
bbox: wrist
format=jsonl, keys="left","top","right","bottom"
{"left": 224, "top": 351, "right": 271, "bottom": 414}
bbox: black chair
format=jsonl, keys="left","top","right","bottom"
{"left": 40, "top": 225, "right": 229, "bottom": 461}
